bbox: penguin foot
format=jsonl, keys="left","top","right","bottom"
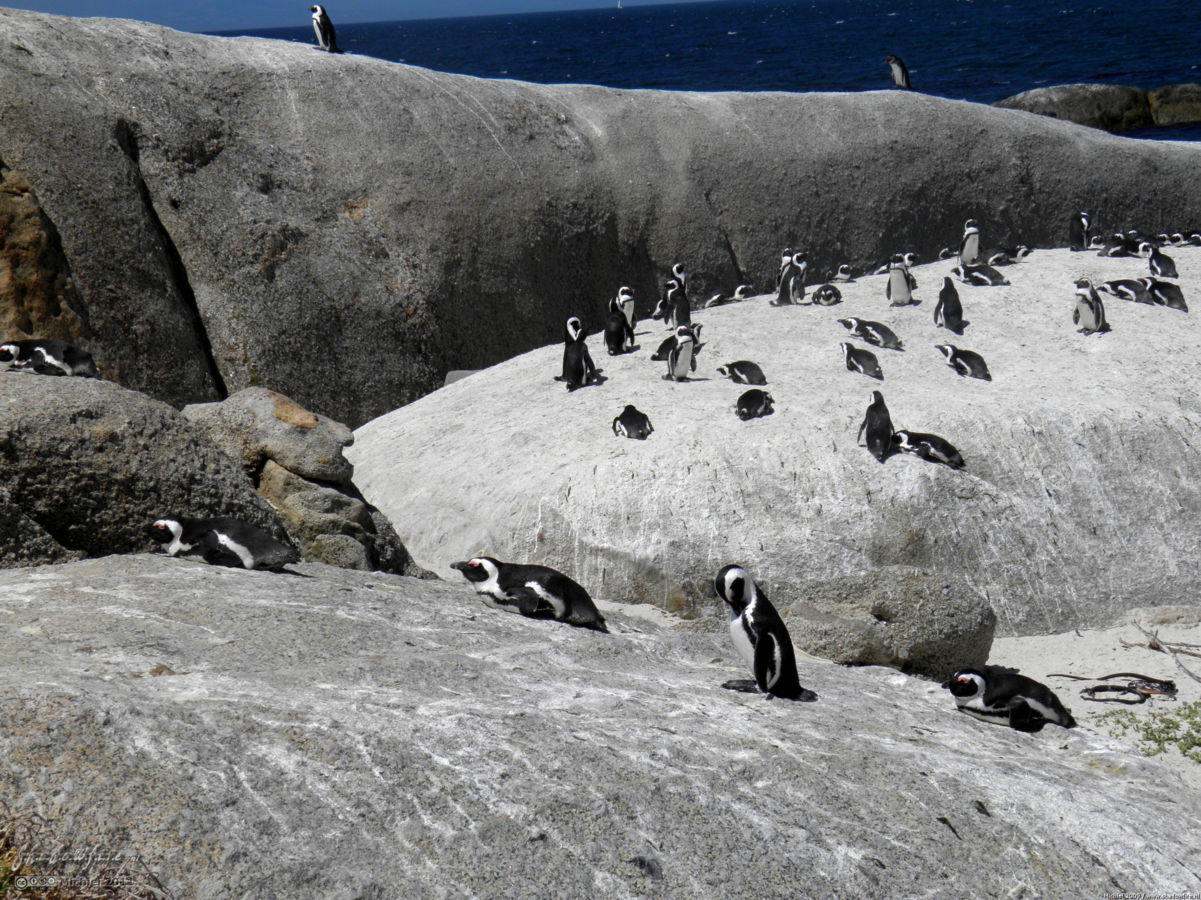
{"left": 720, "top": 679, "right": 761, "bottom": 694}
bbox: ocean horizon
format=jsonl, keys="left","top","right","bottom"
{"left": 215, "top": 0, "right": 1201, "bottom": 141}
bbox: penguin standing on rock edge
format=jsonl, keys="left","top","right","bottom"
{"left": 555, "top": 316, "right": 599, "bottom": 390}
{"left": 310, "top": 5, "right": 339, "bottom": 52}
{"left": 714, "top": 565, "right": 816, "bottom": 701}
{"left": 885, "top": 54, "right": 911, "bottom": 90}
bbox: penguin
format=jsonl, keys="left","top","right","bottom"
{"left": 892, "top": 430, "right": 965, "bottom": 469}
{"left": 735, "top": 389, "right": 774, "bottom": 420}
{"left": 1142, "top": 277, "right": 1188, "bottom": 312}
{"left": 959, "top": 219, "right": 980, "bottom": 266}
{"left": 554, "top": 316, "right": 599, "bottom": 390}
{"left": 671, "top": 262, "right": 688, "bottom": 294}
{"left": 948, "top": 667, "right": 1076, "bottom": 732}
{"left": 935, "top": 344, "right": 991, "bottom": 381}
{"left": 1139, "top": 242, "right": 1178, "bottom": 279}
{"left": 857, "top": 390, "right": 894, "bottom": 463}
{"left": 772, "top": 252, "right": 807, "bottom": 305}
{"left": 1098, "top": 233, "right": 1131, "bottom": 257}
{"left": 1072, "top": 278, "right": 1110, "bottom": 334}
{"left": 840, "top": 342, "right": 883, "bottom": 381}
{"left": 651, "top": 323, "right": 702, "bottom": 361}
{"left": 450, "top": 557, "right": 608, "bottom": 632}
{"left": 952, "top": 264, "right": 1009, "bottom": 287}
{"left": 310, "top": 5, "right": 339, "bottom": 53}
{"left": 663, "top": 325, "right": 697, "bottom": 381}
{"left": 837, "top": 317, "right": 903, "bottom": 351}
{"left": 933, "top": 277, "right": 965, "bottom": 334}
{"left": 147, "top": 516, "right": 299, "bottom": 571}
{"left": 1096, "top": 279, "right": 1152, "bottom": 304}
{"left": 0, "top": 339, "right": 99, "bottom": 377}
{"left": 885, "top": 254, "right": 914, "bottom": 307}
{"left": 665, "top": 278, "right": 691, "bottom": 328}
{"left": 733, "top": 283, "right": 754, "bottom": 300}
{"left": 603, "top": 307, "right": 635, "bottom": 356}
{"left": 982, "top": 246, "right": 1026, "bottom": 267}
{"left": 716, "top": 360, "right": 767, "bottom": 386}
{"left": 703, "top": 284, "right": 754, "bottom": 308}
{"left": 830, "top": 264, "right": 855, "bottom": 283}
{"left": 615, "top": 285, "right": 637, "bottom": 334}
{"left": 612, "top": 404, "right": 654, "bottom": 440}
{"left": 1087, "top": 234, "right": 1107, "bottom": 251}
{"left": 885, "top": 54, "right": 911, "bottom": 90}
{"left": 871, "top": 252, "right": 918, "bottom": 278}
{"left": 713, "top": 564, "right": 815, "bottom": 701}
{"left": 1069, "top": 211, "right": 1091, "bottom": 251}
{"left": 812, "top": 284, "right": 842, "bottom": 306}
{"left": 775, "top": 247, "right": 793, "bottom": 289}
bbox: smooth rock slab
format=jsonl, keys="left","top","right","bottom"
{"left": 0, "top": 555, "right": 1198, "bottom": 898}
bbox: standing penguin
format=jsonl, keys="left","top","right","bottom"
{"left": 857, "top": 391, "right": 894, "bottom": 463}
{"left": 555, "top": 316, "right": 599, "bottom": 390}
{"left": 664, "top": 278, "right": 691, "bottom": 328}
{"left": 1140, "top": 242, "right": 1178, "bottom": 279}
{"left": 612, "top": 404, "right": 654, "bottom": 440}
{"left": 1069, "top": 211, "right": 1091, "bottom": 251}
{"left": 773, "top": 252, "right": 807, "bottom": 305}
{"left": 885, "top": 54, "right": 911, "bottom": 90}
{"left": 948, "top": 668, "right": 1076, "bottom": 732}
{"left": 1072, "top": 278, "right": 1110, "bottom": 334}
{"left": 885, "top": 254, "right": 913, "bottom": 307}
{"left": 604, "top": 291, "right": 636, "bottom": 355}
{"left": 450, "top": 557, "right": 608, "bottom": 632}
{"left": 713, "top": 565, "right": 815, "bottom": 701}
{"left": 933, "top": 277, "right": 965, "bottom": 334}
{"left": 959, "top": 218, "right": 981, "bottom": 266}
{"left": 663, "top": 325, "right": 697, "bottom": 381}
{"left": 615, "top": 285, "right": 637, "bottom": 334}
{"left": 310, "top": 5, "right": 339, "bottom": 52}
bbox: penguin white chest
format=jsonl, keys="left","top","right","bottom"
{"left": 729, "top": 609, "right": 757, "bottom": 671}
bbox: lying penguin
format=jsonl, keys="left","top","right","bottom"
{"left": 147, "top": 516, "right": 299, "bottom": 571}
{"left": 948, "top": 667, "right": 1076, "bottom": 733}
{"left": 451, "top": 557, "right": 609, "bottom": 632}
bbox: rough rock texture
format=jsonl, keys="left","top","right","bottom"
{"left": 351, "top": 248, "right": 1201, "bottom": 637}
{"left": 183, "top": 387, "right": 354, "bottom": 484}
{"left": 0, "top": 374, "right": 281, "bottom": 565}
{"left": 1, "top": 555, "right": 1198, "bottom": 899}
{"left": 995, "top": 83, "right": 1153, "bottom": 132}
{"left": 4, "top": 10, "right": 1201, "bottom": 424}
{"left": 0, "top": 161, "right": 94, "bottom": 357}
{"left": 1149, "top": 83, "right": 1201, "bottom": 126}
{"left": 184, "top": 387, "right": 428, "bottom": 576}
{"left": 779, "top": 568, "right": 995, "bottom": 682}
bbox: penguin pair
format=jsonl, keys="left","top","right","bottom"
{"left": 1072, "top": 279, "right": 1110, "bottom": 334}
{"left": 0, "top": 338, "right": 100, "bottom": 378}
{"left": 147, "top": 516, "right": 299, "bottom": 571}
{"left": 1103, "top": 277, "right": 1187, "bottom": 312}
{"left": 948, "top": 668, "right": 1076, "bottom": 733}
{"left": 555, "top": 317, "right": 600, "bottom": 390}
{"left": 450, "top": 557, "right": 608, "bottom": 632}
{"left": 310, "top": 5, "right": 339, "bottom": 52}
{"left": 838, "top": 317, "right": 903, "bottom": 351}
{"left": 858, "top": 392, "right": 964, "bottom": 468}
{"left": 772, "top": 251, "right": 808, "bottom": 305}
{"left": 604, "top": 287, "right": 637, "bottom": 355}
{"left": 885, "top": 254, "right": 916, "bottom": 307}
{"left": 714, "top": 565, "right": 816, "bottom": 701}
{"left": 654, "top": 278, "right": 690, "bottom": 329}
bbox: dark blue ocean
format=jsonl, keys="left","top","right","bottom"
{"left": 217, "top": 0, "right": 1201, "bottom": 140}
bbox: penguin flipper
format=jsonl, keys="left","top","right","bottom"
{"left": 752, "top": 630, "right": 785, "bottom": 695}
{"left": 507, "top": 586, "right": 556, "bottom": 620}
{"left": 857, "top": 418, "right": 867, "bottom": 446}
{"left": 1007, "top": 701, "right": 1048, "bottom": 733}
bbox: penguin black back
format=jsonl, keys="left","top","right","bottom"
{"left": 949, "top": 667, "right": 1076, "bottom": 732}
{"left": 857, "top": 391, "right": 894, "bottom": 462}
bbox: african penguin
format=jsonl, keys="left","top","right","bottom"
{"left": 1072, "top": 278, "right": 1110, "bottom": 334}
{"left": 885, "top": 54, "right": 911, "bottom": 90}
{"left": 772, "top": 252, "right": 807, "bottom": 305}
{"left": 840, "top": 342, "right": 883, "bottom": 381}
{"left": 812, "top": 284, "right": 842, "bottom": 306}
{"left": 1142, "top": 277, "right": 1188, "bottom": 312}
{"left": 775, "top": 248, "right": 793, "bottom": 289}
{"left": 716, "top": 360, "right": 767, "bottom": 386}
{"left": 1069, "top": 211, "right": 1090, "bottom": 251}
{"left": 615, "top": 285, "right": 637, "bottom": 333}
{"left": 892, "top": 430, "right": 965, "bottom": 469}
{"left": 933, "top": 277, "right": 965, "bottom": 334}
{"left": 1097, "top": 279, "right": 1152, "bottom": 304}
{"left": 735, "top": 389, "right": 774, "bottom": 421}
{"left": 603, "top": 307, "right": 635, "bottom": 356}
{"left": 665, "top": 278, "right": 691, "bottom": 328}
{"left": 959, "top": 219, "right": 980, "bottom": 266}
{"left": 450, "top": 557, "right": 608, "bottom": 632}
{"left": 857, "top": 391, "right": 894, "bottom": 463}
{"left": 935, "top": 344, "right": 991, "bottom": 381}
{"left": 612, "top": 404, "right": 654, "bottom": 440}
{"left": 948, "top": 668, "right": 1076, "bottom": 732}
{"left": 714, "top": 565, "right": 815, "bottom": 701}
{"left": 310, "top": 5, "right": 339, "bottom": 52}
{"left": 0, "top": 339, "right": 100, "bottom": 377}
{"left": 830, "top": 264, "right": 855, "bottom": 283}
{"left": 1139, "top": 242, "right": 1178, "bottom": 279}
{"left": 837, "top": 317, "right": 903, "bottom": 351}
{"left": 147, "top": 517, "right": 299, "bottom": 571}
{"left": 651, "top": 323, "right": 702, "bottom": 361}
{"left": 885, "top": 254, "right": 914, "bottom": 306}
{"left": 555, "top": 316, "right": 599, "bottom": 390}
{"left": 671, "top": 262, "right": 688, "bottom": 294}
{"left": 663, "top": 325, "right": 697, "bottom": 381}
{"left": 952, "top": 264, "right": 1009, "bottom": 287}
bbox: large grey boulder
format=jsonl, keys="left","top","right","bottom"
{"left": 4, "top": 9, "right": 1201, "bottom": 425}
{"left": 351, "top": 248, "right": 1201, "bottom": 637}
{"left": 995, "top": 83, "right": 1153, "bottom": 132}
{"left": 0, "top": 374, "right": 281, "bottom": 565}
{"left": 0, "top": 555, "right": 1198, "bottom": 898}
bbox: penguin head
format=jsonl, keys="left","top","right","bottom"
{"left": 1078, "top": 212, "right": 1090, "bottom": 228}
{"left": 714, "top": 564, "right": 754, "bottom": 613}
{"left": 836, "top": 317, "right": 856, "bottom": 331}
{"left": 836, "top": 265, "right": 852, "bottom": 278}
{"left": 675, "top": 325, "right": 694, "bottom": 344}
{"left": 869, "top": 390, "right": 885, "bottom": 406}
{"left": 0, "top": 343, "right": 18, "bottom": 364}
{"left": 948, "top": 669, "right": 987, "bottom": 700}
{"left": 1073, "top": 277, "right": 1093, "bottom": 296}
{"left": 146, "top": 518, "right": 183, "bottom": 544}
{"left": 838, "top": 342, "right": 852, "bottom": 360}
{"left": 734, "top": 284, "right": 753, "bottom": 299}
{"left": 1087, "top": 235, "right": 1105, "bottom": 249}
{"left": 963, "top": 219, "right": 978, "bottom": 233}
{"left": 716, "top": 365, "right": 730, "bottom": 377}
{"left": 901, "top": 251, "right": 919, "bottom": 267}
{"left": 1137, "top": 241, "right": 1153, "bottom": 258}
{"left": 934, "top": 344, "right": 955, "bottom": 361}
{"left": 779, "top": 247, "right": 792, "bottom": 260}
{"left": 565, "top": 316, "right": 584, "bottom": 343}
{"left": 617, "top": 286, "right": 634, "bottom": 302}
{"left": 311, "top": 5, "right": 324, "bottom": 15}
{"left": 791, "top": 251, "right": 806, "bottom": 266}
{"left": 671, "top": 262, "right": 686, "bottom": 281}
{"left": 664, "top": 278, "right": 680, "bottom": 297}
{"left": 450, "top": 557, "right": 501, "bottom": 584}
